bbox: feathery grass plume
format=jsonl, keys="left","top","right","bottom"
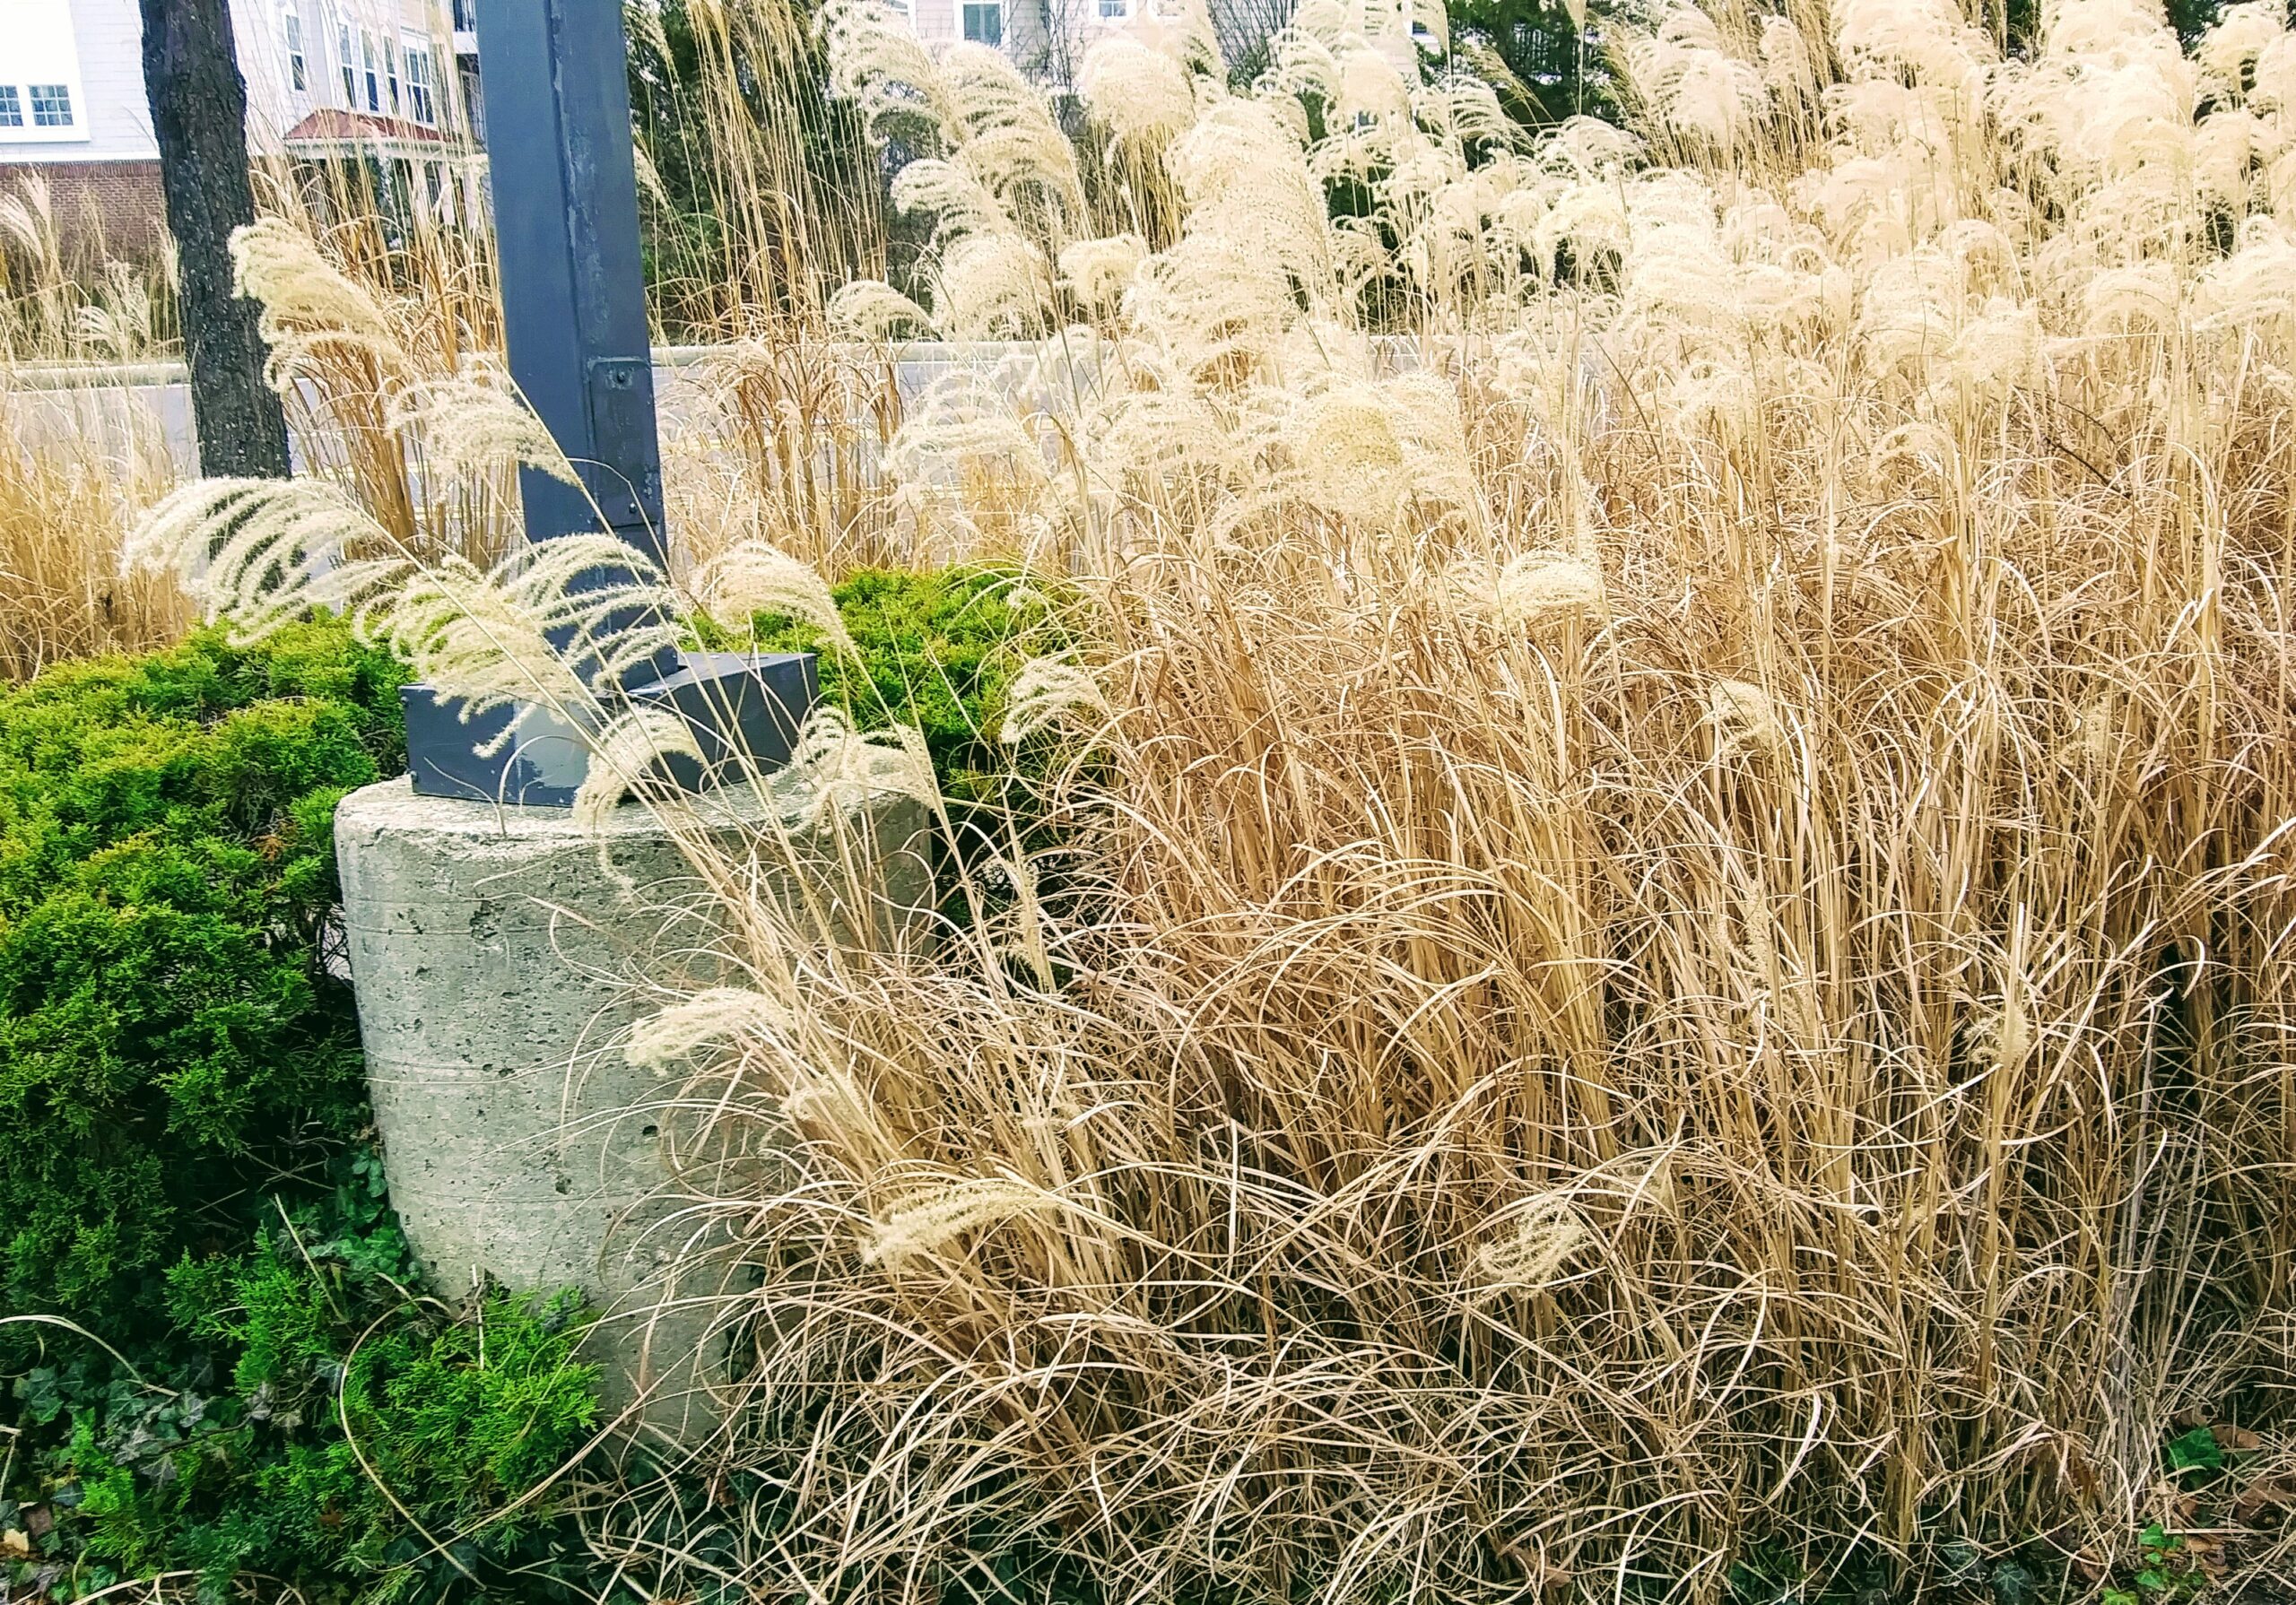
{"left": 862, "top": 1170, "right": 1079, "bottom": 1270}
{"left": 687, "top": 541, "right": 861, "bottom": 659}
{"left": 1336, "top": 45, "right": 1415, "bottom": 125}
{"left": 890, "top": 158, "right": 1017, "bottom": 242}
{"left": 1491, "top": 551, "right": 1608, "bottom": 629}
{"left": 1709, "top": 677, "right": 1790, "bottom": 757}
{"left": 1474, "top": 1194, "right": 1590, "bottom": 1294}
{"left": 1001, "top": 657, "right": 1109, "bottom": 744}
{"left": 827, "top": 279, "right": 935, "bottom": 340}
{"left": 1167, "top": 100, "right": 1333, "bottom": 296}
{"left": 937, "top": 45, "right": 1085, "bottom": 221}
{"left": 122, "top": 478, "right": 409, "bottom": 642}
{"left": 1057, "top": 234, "right": 1148, "bottom": 310}
{"left": 815, "top": 0, "right": 958, "bottom": 145}
{"left": 933, "top": 232, "right": 1053, "bottom": 339}
{"left": 370, "top": 535, "right": 682, "bottom": 743}
{"left": 883, "top": 370, "right": 1054, "bottom": 503}
{"left": 570, "top": 707, "right": 709, "bottom": 829}
{"left": 228, "top": 216, "right": 404, "bottom": 388}
{"left": 389, "top": 360, "right": 580, "bottom": 487}
{"left": 1078, "top": 38, "right": 1197, "bottom": 152}
{"left": 1124, "top": 236, "right": 1301, "bottom": 382}
{"left": 627, "top": 987, "right": 799, "bottom": 1072}
{"left": 787, "top": 705, "right": 944, "bottom": 829}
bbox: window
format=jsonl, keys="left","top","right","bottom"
{"left": 0, "top": 88, "right": 21, "bottom": 128}
{"left": 1098, "top": 0, "right": 1126, "bottom": 17}
{"left": 30, "top": 84, "right": 70, "bottom": 126}
{"left": 339, "top": 22, "right": 356, "bottom": 102}
{"left": 361, "top": 30, "right": 381, "bottom": 112}
{"left": 401, "top": 39, "right": 432, "bottom": 122}
{"left": 961, "top": 1, "right": 1001, "bottom": 42}
{"left": 385, "top": 40, "right": 400, "bottom": 113}
{"left": 283, "top": 9, "right": 306, "bottom": 91}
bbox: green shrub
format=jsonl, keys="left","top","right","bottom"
{"left": 0, "top": 620, "right": 601, "bottom": 1604}
{"left": 0, "top": 618, "right": 407, "bottom": 1345}
{"left": 719, "top": 563, "right": 1081, "bottom": 811}
{"left": 11, "top": 1152, "right": 599, "bottom": 1604}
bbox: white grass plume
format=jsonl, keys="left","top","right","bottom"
{"left": 789, "top": 706, "right": 944, "bottom": 829}
{"left": 1058, "top": 235, "right": 1148, "bottom": 312}
{"left": 687, "top": 542, "right": 860, "bottom": 659}
{"left": 1079, "top": 38, "right": 1198, "bottom": 152}
{"left": 863, "top": 1170, "right": 1080, "bottom": 1270}
{"left": 570, "top": 707, "right": 709, "bottom": 829}
{"left": 390, "top": 360, "right": 580, "bottom": 486}
{"left": 1474, "top": 1194, "right": 1590, "bottom": 1294}
{"left": 229, "top": 217, "right": 404, "bottom": 387}
{"left": 123, "top": 478, "right": 408, "bottom": 642}
{"left": 828, "top": 280, "right": 935, "bottom": 341}
{"left": 370, "top": 535, "right": 682, "bottom": 743}
{"left": 627, "top": 987, "right": 799, "bottom": 1072}
{"left": 1001, "top": 657, "right": 1109, "bottom": 744}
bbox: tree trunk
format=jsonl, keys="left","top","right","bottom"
{"left": 140, "top": 0, "right": 291, "bottom": 481}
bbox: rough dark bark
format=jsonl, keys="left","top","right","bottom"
{"left": 140, "top": 0, "right": 291, "bottom": 480}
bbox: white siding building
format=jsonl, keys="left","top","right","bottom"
{"left": 0, "top": 0, "right": 474, "bottom": 261}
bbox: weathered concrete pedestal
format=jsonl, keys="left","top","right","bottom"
{"left": 334, "top": 769, "right": 931, "bottom": 1449}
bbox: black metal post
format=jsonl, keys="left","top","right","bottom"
{"left": 399, "top": 0, "right": 818, "bottom": 807}
{"left": 473, "top": 0, "right": 665, "bottom": 562}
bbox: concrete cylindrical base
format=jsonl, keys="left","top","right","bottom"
{"left": 334, "top": 771, "right": 931, "bottom": 1446}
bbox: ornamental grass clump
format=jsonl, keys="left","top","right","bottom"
{"left": 552, "top": 0, "right": 2296, "bottom": 1598}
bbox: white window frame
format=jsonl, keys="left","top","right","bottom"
{"left": 361, "top": 30, "right": 381, "bottom": 112}
{"left": 1097, "top": 0, "right": 1129, "bottom": 20}
{"left": 0, "top": 88, "right": 22, "bottom": 128}
{"left": 400, "top": 35, "right": 435, "bottom": 126}
{"left": 283, "top": 7, "right": 307, "bottom": 92}
{"left": 961, "top": 0, "right": 1002, "bottom": 43}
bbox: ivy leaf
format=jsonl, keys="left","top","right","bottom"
{"left": 2166, "top": 1427, "right": 2223, "bottom": 1473}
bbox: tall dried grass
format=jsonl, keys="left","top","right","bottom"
{"left": 574, "top": 0, "right": 2296, "bottom": 1598}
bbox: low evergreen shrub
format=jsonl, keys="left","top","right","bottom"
{"left": 726, "top": 563, "right": 1079, "bottom": 810}
{"left": 0, "top": 618, "right": 406, "bottom": 1341}
{"left": 4, "top": 576, "right": 1053, "bottom": 1601}
{"left": 0, "top": 620, "right": 600, "bottom": 1603}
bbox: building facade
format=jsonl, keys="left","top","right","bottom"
{"left": 0, "top": 0, "right": 476, "bottom": 263}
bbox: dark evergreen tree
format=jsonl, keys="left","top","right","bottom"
{"left": 1444, "top": 0, "right": 1613, "bottom": 126}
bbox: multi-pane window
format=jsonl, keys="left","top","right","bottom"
{"left": 961, "top": 1, "right": 1001, "bottom": 42}
{"left": 30, "top": 84, "right": 71, "bottom": 126}
{"left": 339, "top": 22, "right": 356, "bottom": 102}
{"left": 283, "top": 10, "right": 306, "bottom": 91}
{"left": 361, "top": 30, "right": 381, "bottom": 112}
{"left": 1098, "top": 0, "right": 1126, "bottom": 18}
{"left": 0, "top": 88, "right": 22, "bottom": 128}
{"left": 402, "top": 42, "right": 435, "bottom": 125}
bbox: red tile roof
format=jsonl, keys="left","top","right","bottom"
{"left": 281, "top": 108, "right": 452, "bottom": 146}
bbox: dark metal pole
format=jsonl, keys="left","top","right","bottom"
{"left": 472, "top": 0, "right": 665, "bottom": 564}
{"left": 403, "top": 0, "right": 817, "bottom": 805}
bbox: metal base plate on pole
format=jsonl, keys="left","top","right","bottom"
{"left": 402, "top": 650, "right": 820, "bottom": 808}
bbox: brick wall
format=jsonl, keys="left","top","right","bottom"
{"left": 0, "top": 159, "right": 165, "bottom": 267}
